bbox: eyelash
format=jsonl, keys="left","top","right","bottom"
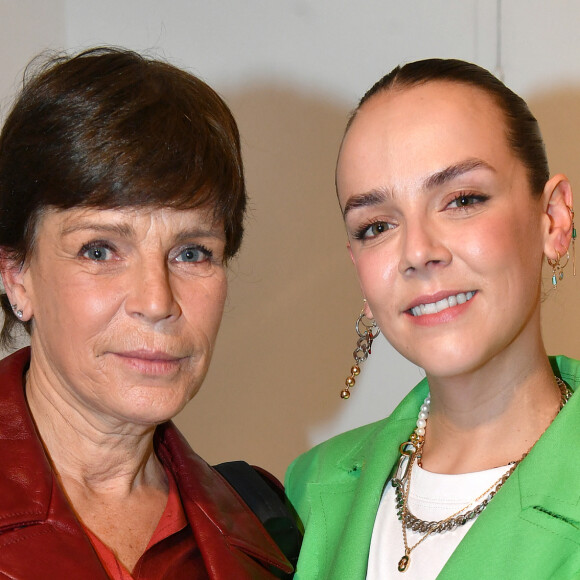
{"left": 351, "top": 192, "right": 489, "bottom": 241}
{"left": 446, "top": 192, "right": 489, "bottom": 209}
{"left": 352, "top": 220, "right": 395, "bottom": 240}
{"left": 173, "top": 244, "right": 214, "bottom": 263}
{"left": 78, "top": 241, "right": 215, "bottom": 264}
{"left": 79, "top": 240, "right": 116, "bottom": 261}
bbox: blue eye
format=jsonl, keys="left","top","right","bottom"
{"left": 175, "top": 247, "right": 210, "bottom": 263}
{"left": 81, "top": 244, "right": 113, "bottom": 261}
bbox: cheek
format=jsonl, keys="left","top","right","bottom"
{"left": 353, "top": 249, "right": 399, "bottom": 312}
{"left": 460, "top": 216, "right": 543, "bottom": 272}
{"left": 180, "top": 276, "right": 227, "bottom": 338}
{"left": 205, "top": 285, "right": 227, "bottom": 336}
{"left": 36, "top": 272, "right": 122, "bottom": 340}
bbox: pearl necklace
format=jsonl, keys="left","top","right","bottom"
{"left": 393, "top": 377, "right": 573, "bottom": 573}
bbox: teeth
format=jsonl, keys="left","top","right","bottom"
{"left": 410, "top": 291, "right": 475, "bottom": 317}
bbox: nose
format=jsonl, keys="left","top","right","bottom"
{"left": 398, "top": 218, "right": 452, "bottom": 276}
{"left": 125, "top": 259, "right": 180, "bottom": 322}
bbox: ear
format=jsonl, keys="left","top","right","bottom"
{"left": 347, "top": 241, "right": 375, "bottom": 319}
{"left": 0, "top": 251, "right": 32, "bottom": 321}
{"left": 543, "top": 173, "right": 573, "bottom": 260}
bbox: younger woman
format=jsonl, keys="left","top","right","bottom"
{"left": 286, "top": 59, "right": 579, "bottom": 579}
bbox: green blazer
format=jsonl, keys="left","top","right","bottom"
{"left": 285, "top": 356, "right": 580, "bottom": 579}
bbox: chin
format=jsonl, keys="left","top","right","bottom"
{"left": 401, "top": 346, "right": 481, "bottom": 379}
{"left": 115, "top": 387, "right": 198, "bottom": 425}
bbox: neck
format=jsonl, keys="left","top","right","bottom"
{"left": 25, "top": 362, "right": 165, "bottom": 497}
{"left": 420, "top": 347, "right": 561, "bottom": 474}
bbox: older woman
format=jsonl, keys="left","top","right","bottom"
{"left": 286, "top": 59, "right": 579, "bottom": 578}
{"left": 0, "top": 48, "right": 293, "bottom": 579}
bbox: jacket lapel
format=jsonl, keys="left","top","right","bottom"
{"left": 0, "top": 348, "right": 51, "bottom": 530}
{"left": 301, "top": 382, "right": 429, "bottom": 579}
{"left": 155, "top": 423, "right": 292, "bottom": 578}
{"left": 440, "top": 374, "right": 580, "bottom": 578}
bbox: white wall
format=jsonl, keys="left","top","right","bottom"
{"left": 0, "top": 1, "right": 65, "bottom": 112}
{"left": 1, "top": 1, "right": 579, "bottom": 477}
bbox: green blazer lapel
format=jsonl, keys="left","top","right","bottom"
{"left": 439, "top": 389, "right": 580, "bottom": 579}
{"left": 300, "top": 383, "right": 428, "bottom": 579}
{"left": 324, "top": 417, "right": 413, "bottom": 578}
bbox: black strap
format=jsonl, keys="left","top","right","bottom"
{"left": 214, "top": 461, "right": 302, "bottom": 578}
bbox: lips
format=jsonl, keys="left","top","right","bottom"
{"left": 409, "top": 291, "right": 476, "bottom": 317}
{"left": 115, "top": 350, "right": 182, "bottom": 362}
{"left": 111, "top": 350, "right": 187, "bottom": 376}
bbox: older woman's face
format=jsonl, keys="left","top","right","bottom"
{"left": 21, "top": 206, "right": 227, "bottom": 426}
{"left": 337, "top": 81, "right": 549, "bottom": 380}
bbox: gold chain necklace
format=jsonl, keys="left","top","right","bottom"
{"left": 396, "top": 447, "right": 520, "bottom": 572}
{"left": 394, "top": 377, "right": 572, "bottom": 573}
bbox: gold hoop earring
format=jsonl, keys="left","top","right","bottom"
{"left": 340, "top": 302, "right": 380, "bottom": 399}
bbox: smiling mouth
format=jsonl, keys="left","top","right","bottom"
{"left": 409, "top": 291, "right": 476, "bottom": 317}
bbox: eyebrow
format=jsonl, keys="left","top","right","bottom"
{"left": 423, "top": 158, "right": 495, "bottom": 190}
{"left": 342, "top": 158, "right": 495, "bottom": 218}
{"left": 60, "top": 222, "right": 225, "bottom": 241}
{"left": 61, "top": 222, "right": 135, "bottom": 237}
{"left": 342, "top": 188, "right": 390, "bottom": 218}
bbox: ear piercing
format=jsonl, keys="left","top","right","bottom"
{"left": 548, "top": 251, "right": 570, "bottom": 288}
{"left": 341, "top": 301, "right": 380, "bottom": 399}
{"left": 568, "top": 205, "right": 576, "bottom": 276}
{"left": 11, "top": 304, "right": 23, "bottom": 319}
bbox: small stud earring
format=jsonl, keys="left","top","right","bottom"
{"left": 11, "top": 304, "right": 23, "bottom": 319}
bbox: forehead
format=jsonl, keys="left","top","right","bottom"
{"left": 35, "top": 205, "right": 225, "bottom": 240}
{"left": 337, "top": 81, "right": 515, "bottom": 202}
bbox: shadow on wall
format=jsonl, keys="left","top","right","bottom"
{"left": 175, "top": 84, "right": 363, "bottom": 479}
{"left": 530, "top": 88, "right": 580, "bottom": 358}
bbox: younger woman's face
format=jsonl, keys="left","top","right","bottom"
{"left": 337, "top": 81, "right": 549, "bottom": 380}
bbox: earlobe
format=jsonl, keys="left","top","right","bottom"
{"left": 363, "top": 298, "right": 375, "bottom": 320}
{"left": 543, "top": 174, "right": 574, "bottom": 260}
{"left": 0, "top": 252, "right": 32, "bottom": 321}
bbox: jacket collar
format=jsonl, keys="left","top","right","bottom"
{"left": 306, "top": 380, "right": 429, "bottom": 579}
{"left": 155, "top": 422, "right": 292, "bottom": 575}
{"left": 440, "top": 359, "right": 580, "bottom": 576}
{"left": 517, "top": 358, "right": 580, "bottom": 519}
{"left": 0, "top": 347, "right": 54, "bottom": 530}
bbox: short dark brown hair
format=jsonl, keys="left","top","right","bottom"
{"left": 344, "top": 58, "right": 549, "bottom": 197}
{"left": 0, "top": 46, "right": 246, "bottom": 345}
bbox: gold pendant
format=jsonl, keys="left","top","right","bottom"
{"left": 398, "top": 554, "right": 410, "bottom": 572}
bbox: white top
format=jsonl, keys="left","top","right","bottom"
{"left": 366, "top": 459, "right": 511, "bottom": 580}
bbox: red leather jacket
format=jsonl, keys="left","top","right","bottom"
{"left": 0, "top": 348, "right": 292, "bottom": 579}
